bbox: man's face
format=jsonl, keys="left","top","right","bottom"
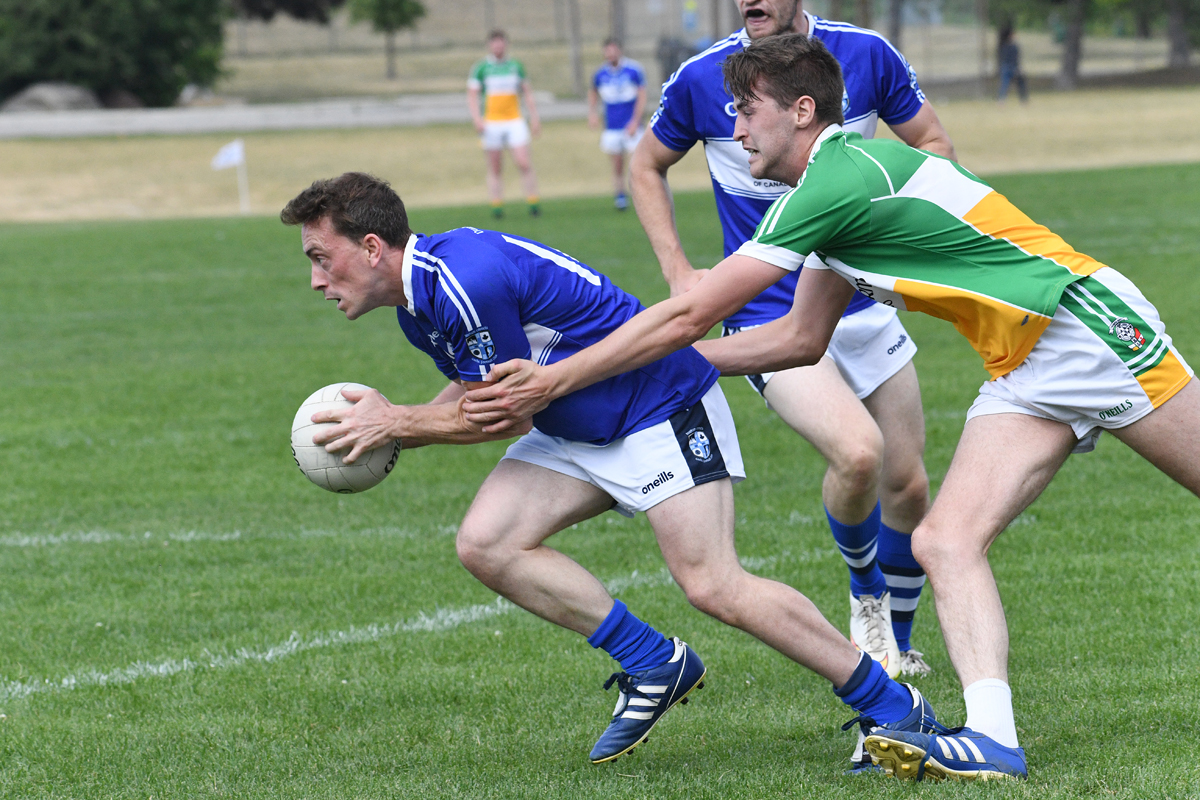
{"left": 604, "top": 42, "right": 622, "bottom": 65}
{"left": 733, "top": 85, "right": 798, "bottom": 182}
{"left": 303, "top": 217, "right": 383, "bottom": 321}
{"left": 736, "top": 0, "right": 802, "bottom": 39}
{"left": 489, "top": 36, "right": 507, "bottom": 59}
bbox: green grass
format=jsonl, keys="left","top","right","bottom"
{"left": 2, "top": 163, "right": 1199, "bottom": 798}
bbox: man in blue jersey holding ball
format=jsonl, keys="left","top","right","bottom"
{"left": 281, "top": 171, "right": 941, "bottom": 767}
{"left": 630, "top": 0, "right": 957, "bottom": 697}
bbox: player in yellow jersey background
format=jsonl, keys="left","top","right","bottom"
{"left": 467, "top": 30, "right": 541, "bottom": 217}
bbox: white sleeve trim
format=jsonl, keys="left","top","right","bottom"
{"left": 734, "top": 242, "right": 806, "bottom": 271}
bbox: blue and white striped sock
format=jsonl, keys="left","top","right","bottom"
{"left": 826, "top": 503, "right": 887, "bottom": 599}
{"left": 877, "top": 524, "right": 926, "bottom": 652}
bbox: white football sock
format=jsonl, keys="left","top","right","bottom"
{"left": 963, "top": 678, "right": 1019, "bottom": 749}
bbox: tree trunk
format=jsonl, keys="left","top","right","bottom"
{"left": 857, "top": 0, "right": 872, "bottom": 28}
{"left": 1056, "top": 0, "right": 1086, "bottom": 90}
{"left": 1165, "top": 0, "right": 1191, "bottom": 68}
{"left": 484, "top": 0, "right": 496, "bottom": 36}
{"left": 386, "top": 31, "right": 396, "bottom": 80}
{"left": 567, "top": 0, "right": 584, "bottom": 97}
{"left": 888, "top": 0, "right": 903, "bottom": 50}
{"left": 612, "top": 0, "right": 627, "bottom": 43}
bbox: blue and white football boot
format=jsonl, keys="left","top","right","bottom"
{"left": 864, "top": 726, "right": 1028, "bottom": 781}
{"left": 589, "top": 637, "right": 705, "bottom": 764}
{"left": 843, "top": 683, "right": 939, "bottom": 775}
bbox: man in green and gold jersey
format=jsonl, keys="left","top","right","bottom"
{"left": 467, "top": 29, "right": 541, "bottom": 217}
{"left": 460, "top": 34, "right": 1199, "bottom": 782}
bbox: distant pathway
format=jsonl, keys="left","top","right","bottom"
{"left": 0, "top": 92, "right": 587, "bottom": 139}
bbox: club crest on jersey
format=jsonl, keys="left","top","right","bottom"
{"left": 841, "top": 89, "right": 849, "bottom": 116}
{"left": 687, "top": 427, "right": 713, "bottom": 463}
{"left": 466, "top": 326, "right": 496, "bottom": 362}
{"left": 1109, "top": 317, "right": 1146, "bottom": 351}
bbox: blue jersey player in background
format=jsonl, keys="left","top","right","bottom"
{"left": 281, "top": 171, "right": 942, "bottom": 768}
{"left": 629, "top": 0, "right": 958, "bottom": 702}
{"left": 588, "top": 38, "right": 647, "bottom": 210}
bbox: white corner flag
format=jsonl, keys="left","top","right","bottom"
{"left": 211, "top": 138, "right": 250, "bottom": 214}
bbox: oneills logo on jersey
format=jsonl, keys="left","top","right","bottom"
{"left": 466, "top": 327, "right": 496, "bottom": 361}
{"left": 1109, "top": 317, "right": 1146, "bottom": 351}
{"left": 687, "top": 428, "right": 713, "bottom": 462}
{"left": 428, "top": 330, "right": 454, "bottom": 358}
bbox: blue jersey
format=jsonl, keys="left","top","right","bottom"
{"left": 593, "top": 58, "right": 645, "bottom": 130}
{"left": 650, "top": 14, "right": 927, "bottom": 327}
{"left": 396, "top": 228, "right": 718, "bottom": 446}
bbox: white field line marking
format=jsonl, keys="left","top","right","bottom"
{"left": 0, "top": 526, "right": 451, "bottom": 549}
{"left": 0, "top": 550, "right": 833, "bottom": 704}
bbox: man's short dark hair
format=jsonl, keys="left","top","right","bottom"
{"left": 603, "top": 37, "right": 622, "bottom": 48}
{"left": 488, "top": 29, "right": 507, "bottom": 42}
{"left": 721, "top": 33, "right": 845, "bottom": 125}
{"left": 280, "top": 172, "right": 412, "bottom": 247}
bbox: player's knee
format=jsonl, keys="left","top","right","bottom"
{"left": 828, "top": 433, "right": 884, "bottom": 498}
{"left": 455, "top": 522, "right": 504, "bottom": 579}
{"left": 676, "top": 570, "right": 744, "bottom": 625}
{"left": 910, "top": 519, "right": 972, "bottom": 575}
{"left": 881, "top": 466, "right": 931, "bottom": 524}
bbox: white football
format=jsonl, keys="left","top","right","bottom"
{"left": 291, "top": 382, "right": 401, "bottom": 493}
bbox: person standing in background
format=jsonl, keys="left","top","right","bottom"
{"left": 468, "top": 30, "right": 542, "bottom": 217}
{"left": 588, "top": 39, "right": 648, "bottom": 211}
{"left": 998, "top": 24, "right": 1029, "bottom": 104}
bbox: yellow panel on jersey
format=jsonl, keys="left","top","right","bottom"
{"left": 896, "top": 279, "right": 1054, "bottom": 377}
{"left": 484, "top": 94, "right": 521, "bottom": 122}
{"left": 962, "top": 192, "right": 1108, "bottom": 279}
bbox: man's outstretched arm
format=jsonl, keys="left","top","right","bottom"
{"left": 461, "top": 255, "right": 788, "bottom": 431}
{"left": 693, "top": 267, "right": 854, "bottom": 375}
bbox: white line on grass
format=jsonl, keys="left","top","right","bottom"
{"left": 0, "top": 527, "right": 444, "bottom": 548}
{"left": 0, "top": 550, "right": 833, "bottom": 704}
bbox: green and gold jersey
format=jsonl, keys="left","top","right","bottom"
{"left": 736, "top": 126, "right": 1106, "bottom": 378}
{"left": 467, "top": 57, "right": 526, "bottom": 122}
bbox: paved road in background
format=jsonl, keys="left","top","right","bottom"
{"left": 0, "top": 92, "right": 588, "bottom": 139}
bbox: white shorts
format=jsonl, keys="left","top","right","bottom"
{"left": 501, "top": 384, "right": 745, "bottom": 516}
{"left": 600, "top": 127, "right": 643, "bottom": 155}
{"left": 967, "top": 267, "right": 1193, "bottom": 453}
{"left": 723, "top": 303, "right": 917, "bottom": 400}
{"left": 481, "top": 119, "right": 531, "bottom": 151}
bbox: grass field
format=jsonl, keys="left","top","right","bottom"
{"left": 4, "top": 86, "right": 1200, "bottom": 223}
{"left": 2, "top": 163, "right": 1199, "bottom": 798}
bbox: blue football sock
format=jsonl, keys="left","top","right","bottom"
{"left": 826, "top": 503, "right": 888, "bottom": 598}
{"left": 586, "top": 599, "right": 674, "bottom": 675}
{"left": 834, "top": 652, "right": 912, "bottom": 725}
{"left": 877, "top": 523, "right": 926, "bottom": 652}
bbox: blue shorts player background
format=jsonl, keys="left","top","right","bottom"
{"left": 588, "top": 38, "right": 647, "bottom": 210}
{"left": 650, "top": 11, "right": 927, "bottom": 327}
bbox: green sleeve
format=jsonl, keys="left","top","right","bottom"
{"left": 468, "top": 61, "right": 484, "bottom": 85}
{"left": 516, "top": 60, "right": 527, "bottom": 81}
{"left": 737, "top": 156, "right": 871, "bottom": 270}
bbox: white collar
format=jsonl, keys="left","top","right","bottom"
{"left": 400, "top": 232, "right": 418, "bottom": 316}
{"left": 810, "top": 123, "right": 845, "bottom": 162}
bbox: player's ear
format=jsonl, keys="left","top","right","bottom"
{"left": 794, "top": 96, "right": 817, "bottom": 129}
{"left": 362, "top": 233, "right": 384, "bottom": 266}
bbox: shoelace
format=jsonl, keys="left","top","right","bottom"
{"left": 899, "top": 649, "right": 932, "bottom": 675}
{"left": 854, "top": 595, "right": 890, "bottom": 653}
{"left": 603, "top": 671, "right": 651, "bottom": 702}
